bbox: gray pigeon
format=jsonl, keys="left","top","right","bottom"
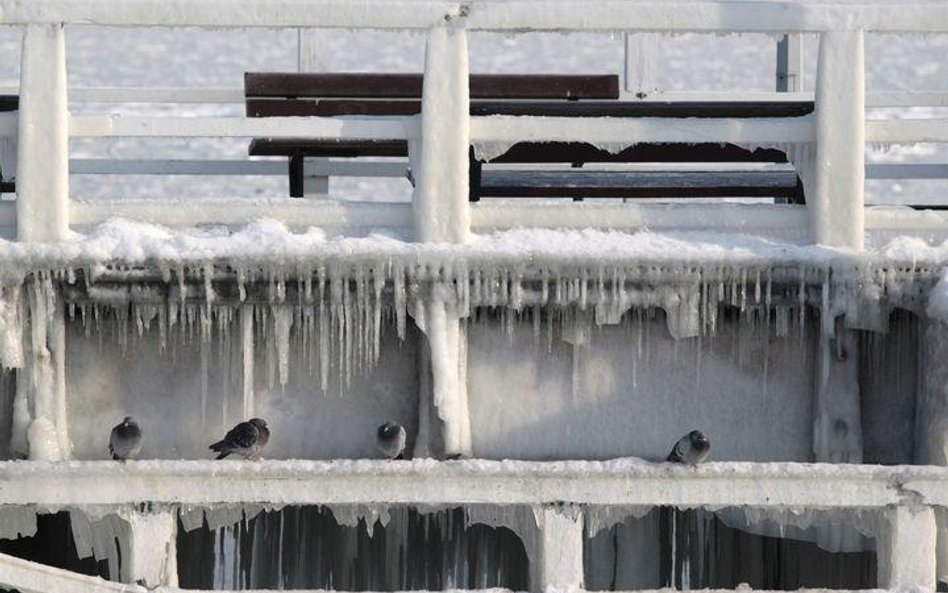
{"left": 210, "top": 418, "right": 269, "bottom": 460}
{"left": 667, "top": 430, "right": 711, "bottom": 466}
{"left": 109, "top": 416, "right": 143, "bottom": 461}
{"left": 376, "top": 421, "right": 406, "bottom": 460}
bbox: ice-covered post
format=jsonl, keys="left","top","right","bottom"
{"left": 877, "top": 505, "right": 937, "bottom": 590}
{"left": 813, "top": 315, "right": 862, "bottom": 463}
{"left": 17, "top": 24, "right": 69, "bottom": 242}
{"left": 533, "top": 504, "right": 584, "bottom": 591}
{"left": 119, "top": 509, "right": 178, "bottom": 587}
{"left": 811, "top": 29, "right": 865, "bottom": 250}
{"left": 412, "top": 23, "right": 473, "bottom": 458}
{"left": 918, "top": 317, "right": 948, "bottom": 582}
{"left": 412, "top": 25, "right": 470, "bottom": 243}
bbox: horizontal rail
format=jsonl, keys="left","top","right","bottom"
{"left": 866, "top": 119, "right": 948, "bottom": 144}
{"left": 68, "top": 115, "right": 418, "bottom": 139}
{"left": 0, "top": 89, "right": 943, "bottom": 109}
{"left": 0, "top": 0, "right": 945, "bottom": 32}
{"left": 69, "top": 159, "right": 408, "bottom": 178}
{"left": 470, "top": 115, "right": 815, "bottom": 144}
{"left": 69, "top": 199, "right": 413, "bottom": 228}
{"left": 0, "top": 460, "right": 945, "bottom": 508}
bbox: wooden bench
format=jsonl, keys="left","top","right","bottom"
{"left": 245, "top": 72, "right": 809, "bottom": 203}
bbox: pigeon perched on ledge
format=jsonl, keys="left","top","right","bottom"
{"left": 377, "top": 420, "right": 406, "bottom": 460}
{"left": 109, "top": 416, "right": 143, "bottom": 461}
{"left": 210, "top": 418, "right": 270, "bottom": 460}
{"left": 667, "top": 430, "right": 711, "bottom": 466}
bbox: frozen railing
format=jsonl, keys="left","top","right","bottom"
{"left": 0, "top": 459, "right": 944, "bottom": 591}
{"left": 0, "top": 1, "right": 946, "bottom": 246}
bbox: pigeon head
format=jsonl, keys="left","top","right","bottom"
{"left": 123, "top": 416, "right": 137, "bottom": 427}
{"left": 378, "top": 421, "right": 400, "bottom": 439}
{"left": 689, "top": 430, "right": 710, "bottom": 451}
{"left": 249, "top": 418, "right": 268, "bottom": 430}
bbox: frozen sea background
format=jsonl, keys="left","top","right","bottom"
{"left": 0, "top": 19, "right": 944, "bottom": 205}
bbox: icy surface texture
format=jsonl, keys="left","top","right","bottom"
{"left": 176, "top": 505, "right": 529, "bottom": 591}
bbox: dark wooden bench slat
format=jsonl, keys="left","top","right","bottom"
{"left": 249, "top": 139, "right": 789, "bottom": 166}
{"left": 0, "top": 95, "right": 17, "bottom": 112}
{"left": 0, "top": 181, "right": 14, "bottom": 193}
{"left": 248, "top": 98, "right": 815, "bottom": 119}
{"left": 478, "top": 170, "right": 803, "bottom": 200}
{"left": 245, "top": 73, "right": 620, "bottom": 100}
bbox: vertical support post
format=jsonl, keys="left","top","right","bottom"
{"left": 240, "top": 305, "right": 254, "bottom": 419}
{"left": 918, "top": 318, "right": 948, "bottom": 584}
{"left": 295, "top": 31, "right": 331, "bottom": 198}
{"left": 412, "top": 25, "right": 470, "bottom": 243}
{"left": 813, "top": 315, "right": 862, "bottom": 463}
{"left": 120, "top": 509, "right": 178, "bottom": 588}
{"left": 25, "top": 276, "right": 65, "bottom": 461}
{"left": 624, "top": 33, "right": 658, "bottom": 98}
{"left": 534, "top": 504, "right": 584, "bottom": 592}
{"left": 17, "top": 25, "right": 69, "bottom": 242}
{"left": 811, "top": 29, "right": 865, "bottom": 249}
{"left": 776, "top": 33, "right": 804, "bottom": 92}
{"left": 877, "top": 506, "right": 936, "bottom": 590}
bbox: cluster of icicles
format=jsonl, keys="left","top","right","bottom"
{"left": 0, "top": 260, "right": 937, "bottom": 389}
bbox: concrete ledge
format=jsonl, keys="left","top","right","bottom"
{"left": 0, "top": 459, "right": 945, "bottom": 508}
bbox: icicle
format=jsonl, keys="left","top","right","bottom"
{"left": 273, "top": 305, "right": 292, "bottom": 387}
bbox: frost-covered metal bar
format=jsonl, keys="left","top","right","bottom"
{"left": 69, "top": 200, "right": 413, "bottom": 229}
{"left": 470, "top": 116, "right": 813, "bottom": 145}
{"left": 865, "top": 119, "right": 948, "bottom": 144}
{"left": 0, "top": 0, "right": 945, "bottom": 33}
{"left": 16, "top": 25, "right": 69, "bottom": 242}
{"left": 69, "top": 115, "right": 417, "bottom": 139}
{"left": 811, "top": 29, "right": 865, "bottom": 249}
{"left": 1, "top": 461, "right": 946, "bottom": 508}
{"left": 0, "top": 552, "right": 144, "bottom": 593}
{"left": 70, "top": 159, "right": 407, "bottom": 178}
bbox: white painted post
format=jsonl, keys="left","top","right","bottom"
{"left": 16, "top": 25, "right": 69, "bottom": 242}
{"left": 25, "top": 278, "right": 64, "bottom": 461}
{"left": 624, "top": 33, "right": 658, "bottom": 98}
{"left": 918, "top": 318, "right": 948, "bottom": 584}
{"left": 412, "top": 25, "right": 470, "bottom": 243}
{"left": 877, "top": 506, "right": 937, "bottom": 590}
{"left": 297, "top": 29, "right": 331, "bottom": 198}
{"left": 811, "top": 29, "right": 865, "bottom": 249}
{"left": 120, "top": 509, "right": 178, "bottom": 587}
{"left": 240, "top": 305, "right": 254, "bottom": 418}
{"left": 534, "top": 504, "right": 585, "bottom": 591}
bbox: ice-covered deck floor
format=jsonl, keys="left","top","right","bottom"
{"left": 1, "top": 459, "right": 946, "bottom": 509}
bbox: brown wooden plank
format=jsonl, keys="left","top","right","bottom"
{"left": 245, "top": 73, "right": 620, "bottom": 100}
{"left": 249, "top": 138, "right": 409, "bottom": 157}
{"left": 0, "top": 95, "right": 17, "bottom": 112}
{"left": 249, "top": 139, "right": 789, "bottom": 165}
{"left": 247, "top": 99, "right": 422, "bottom": 117}
{"left": 0, "top": 181, "right": 14, "bottom": 193}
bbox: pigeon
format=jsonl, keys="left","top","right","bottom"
{"left": 376, "top": 420, "right": 406, "bottom": 460}
{"left": 209, "top": 418, "right": 270, "bottom": 460}
{"left": 667, "top": 430, "right": 711, "bottom": 466}
{"left": 109, "top": 416, "right": 143, "bottom": 461}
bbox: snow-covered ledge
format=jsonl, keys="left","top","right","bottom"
{"left": 0, "top": 460, "right": 945, "bottom": 508}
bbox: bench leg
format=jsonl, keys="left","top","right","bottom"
{"left": 289, "top": 152, "right": 304, "bottom": 198}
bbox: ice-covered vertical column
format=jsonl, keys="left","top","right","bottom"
{"left": 416, "top": 284, "right": 471, "bottom": 458}
{"left": 918, "top": 317, "right": 948, "bottom": 583}
{"left": 16, "top": 24, "right": 69, "bottom": 242}
{"left": 811, "top": 28, "right": 865, "bottom": 249}
{"left": 877, "top": 505, "right": 937, "bottom": 590}
{"left": 813, "top": 316, "right": 862, "bottom": 463}
{"left": 412, "top": 24, "right": 470, "bottom": 244}
{"left": 120, "top": 509, "right": 178, "bottom": 587}
{"left": 533, "top": 504, "right": 584, "bottom": 592}
{"left": 25, "top": 279, "right": 67, "bottom": 461}
{"left": 411, "top": 23, "right": 472, "bottom": 458}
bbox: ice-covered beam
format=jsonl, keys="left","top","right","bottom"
{"left": 534, "top": 504, "right": 584, "bottom": 591}
{"left": 16, "top": 25, "right": 69, "bottom": 242}
{"left": 1, "top": 1, "right": 946, "bottom": 33}
{"left": 877, "top": 505, "right": 937, "bottom": 590}
{"left": 1, "top": 460, "right": 946, "bottom": 508}
{"left": 0, "top": 551, "right": 145, "bottom": 593}
{"left": 412, "top": 25, "right": 470, "bottom": 244}
{"left": 811, "top": 29, "right": 865, "bottom": 249}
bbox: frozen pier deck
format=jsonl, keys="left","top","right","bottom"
{"left": 0, "top": 1, "right": 946, "bottom": 593}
